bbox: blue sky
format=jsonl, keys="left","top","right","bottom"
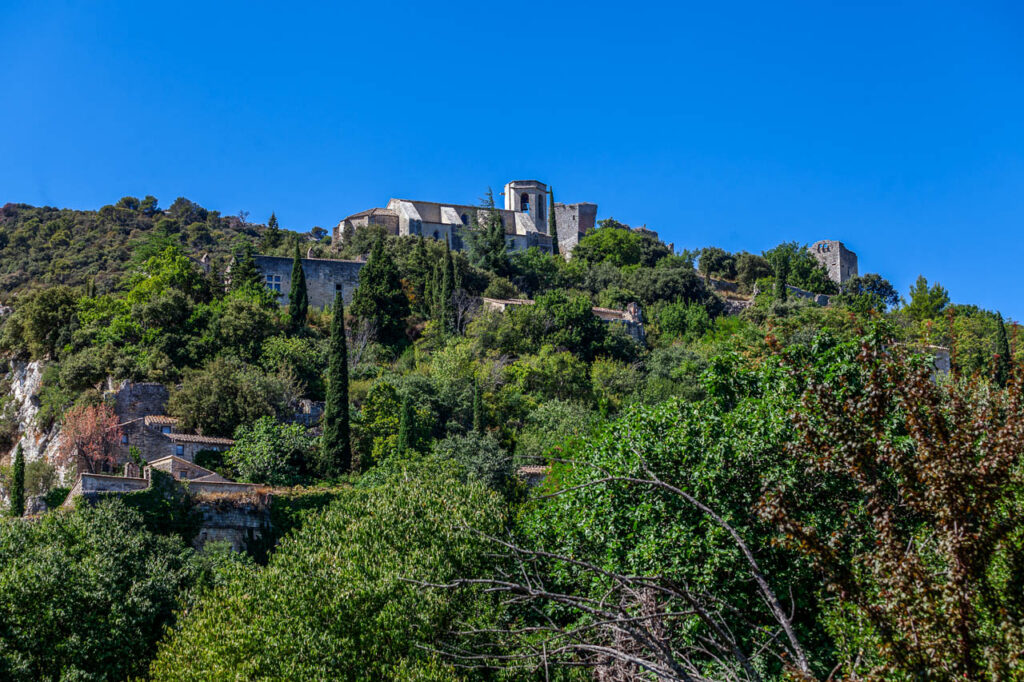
{"left": 2, "top": 1, "right": 1023, "bottom": 318}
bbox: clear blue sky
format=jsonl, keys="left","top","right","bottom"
{"left": 2, "top": 1, "right": 1023, "bottom": 318}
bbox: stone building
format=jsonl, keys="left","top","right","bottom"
{"left": 108, "top": 382, "right": 234, "bottom": 465}
{"left": 254, "top": 255, "right": 364, "bottom": 309}
{"left": 335, "top": 179, "right": 596, "bottom": 257}
{"left": 810, "top": 240, "right": 858, "bottom": 284}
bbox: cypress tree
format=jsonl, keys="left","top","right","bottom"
{"left": 10, "top": 444, "right": 24, "bottom": 517}
{"left": 548, "top": 188, "right": 559, "bottom": 257}
{"left": 413, "top": 236, "right": 430, "bottom": 315}
{"left": 472, "top": 378, "right": 485, "bottom": 433}
{"left": 994, "top": 313, "right": 1012, "bottom": 387}
{"left": 397, "top": 393, "right": 414, "bottom": 457}
{"left": 287, "top": 241, "right": 309, "bottom": 332}
{"left": 439, "top": 239, "right": 455, "bottom": 333}
{"left": 321, "top": 293, "right": 351, "bottom": 475}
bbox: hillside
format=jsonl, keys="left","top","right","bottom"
{"left": 0, "top": 196, "right": 1022, "bottom": 679}
{"left": 0, "top": 197, "right": 329, "bottom": 297}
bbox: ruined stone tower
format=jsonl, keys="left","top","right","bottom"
{"left": 809, "top": 240, "right": 858, "bottom": 284}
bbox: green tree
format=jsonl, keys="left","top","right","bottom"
{"left": 140, "top": 195, "right": 160, "bottom": 216}
{"left": 993, "top": 312, "right": 1012, "bottom": 387}
{"left": 397, "top": 393, "right": 415, "bottom": 457}
{"left": 9, "top": 444, "right": 24, "bottom": 517}
{"left": 148, "top": 464, "right": 505, "bottom": 680}
{"left": 436, "top": 239, "right": 455, "bottom": 333}
{"left": 698, "top": 246, "right": 735, "bottom": 281}
{"left": 230, "top": 243, "right": 262, "bottom": 292}
{"left": 472, "top": 377, "right": 485, "bottom": 433}
{"left": 167, "top": 356, "right": 295, "bottom": 437}
{"left": 769, "top": 247, "right": 791, "bottom": 301}
{"left": 321, "top": 292, "right": 352, "bottom": 475}
{"left": 548, "top": 188, "right": 559, "bottom": 257}
{"left": 905, "top": 275, "right": 950, "bottom": 321}
{"left": 0, "top": 500, "right": 210, "bottom": 680}
{"left": 262, "top": 211, "right": 283, "bottom": 250}
{"left": 287, "top": 241, "right": 309, "bottom": 332}
{"left": 228, "top": 417, "right": 316, "bottom": 486}
{"left": 465, "top": 188, "right": 508, "bottom": 273}
{"left": 350, "top": 238, "right": 410, "bottom": 345}
{"left": 836, "top": 273, "right": 899, "bottom": 313}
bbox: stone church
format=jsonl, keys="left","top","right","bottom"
{"left": 335, "top": 180, "right": 597, "bottom": 257}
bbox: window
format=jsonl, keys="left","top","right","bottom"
{"left": 265, "top": 274, "right": 282, "bottom": 292}
{"left": 538, "top": 200, "right": 544, "bottom": 222}
{"left": 161, "top": 426, "right": 171, "bottom": 434}
{"left": 121, "top": 434, "right": 129, "bottom": 444}
{"left": 433, "top": 230, "right": 439, "bottom": 239}
{"left": 175, "top": 444, "right": 184, "bottom": 456}
{"left": 335, "top": 283, "right": 343, "bottom": 293}
{"left": 461, "top": 213, "right": 469, "bottom": 225}
{"left": 521, "top": 195, "right": 530, "bottom": 214}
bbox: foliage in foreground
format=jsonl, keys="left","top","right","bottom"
{"left": 0, "top": 501, "right": 217, "bottom": 681}
{"left": 148, "top": 463, "right": 509, "bottom": 681}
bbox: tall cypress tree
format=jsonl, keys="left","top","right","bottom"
{"left": 321, "top": 293, "right": 351, "bottom": 475}
{"left": 994, "top": 313, "right": 1012, "bottom": 388}
{"left": 287, "top": 241, "right": 309, "bottom": 332}
{"left": 548, "top": 188, "right": 559, "bottom": 257}
{"left": 397, "top": 393, "right": 414, "bottom": 457}
{"left": 472, "top": 377, "right": 485, "bottom": 433}
{"left": 413, "top": 236, "right": 430, "bottom": 315}
{"left": 10, "top": 444, "right": 24, "bottom": 517}
{"left": 438, "top": 239, "right": 455, "bottom": 333}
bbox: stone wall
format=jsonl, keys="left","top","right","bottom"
{"left": 254, "top": 255, "right": 364, "bottom": 309}
{"left": 192, "top": 499, "right": 271, "bottom": 552}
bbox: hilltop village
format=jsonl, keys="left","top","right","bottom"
{"left": 0, "top": 184, "right": 1010, "bottom": 680}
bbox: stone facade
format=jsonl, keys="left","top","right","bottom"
{"left": 254, "top": 255, "right": 364, "bottom": 309}
{"left": 108, "top": 382, "right": 234, "bottom": 464}
{"left": 810, "top": 240, "right": 858, "bottom": 284}
{"left": 335, "top": 179, "right": 596, "bottom": 257}
{"left": 553, "top": 202, "right": 597, "bottom": 256}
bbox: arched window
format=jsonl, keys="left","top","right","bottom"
{"left": 521, "top": 194, "right": 530, "bottom": 214}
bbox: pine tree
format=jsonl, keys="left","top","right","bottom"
{"left": 230, "top": 243, "right": 262, "bottom": 291}
{"left": 994, "top": 313, "right": 1012, "bottom": 387}
{"left": 350, "top": 238, "right": 410, "bottom": 345}
{"left": 548, "top": 188, "right": 559, "bottom": 257}
{"left": 321, "top": 293, "right": 352, "bottom": 475}
{"left": 10, "top": 444, "right": 24, "bottom": 517}
{"left": 472, "top": 377, "right": 485, "bottom": 433}
{"left": 263, "top": 211, "right": 283, "bottom": 249}
{"left": 465, "top": 188, "right": 508, "bottom": 273}
{"left": 288, "top": 241, "right": 309, "bottom": 332}
{"left": 397, "top": 393, "right": 415, "bottom": 457}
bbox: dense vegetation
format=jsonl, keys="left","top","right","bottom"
{"left": 0, "top": 196, "right": 1022, "bottom": 680}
